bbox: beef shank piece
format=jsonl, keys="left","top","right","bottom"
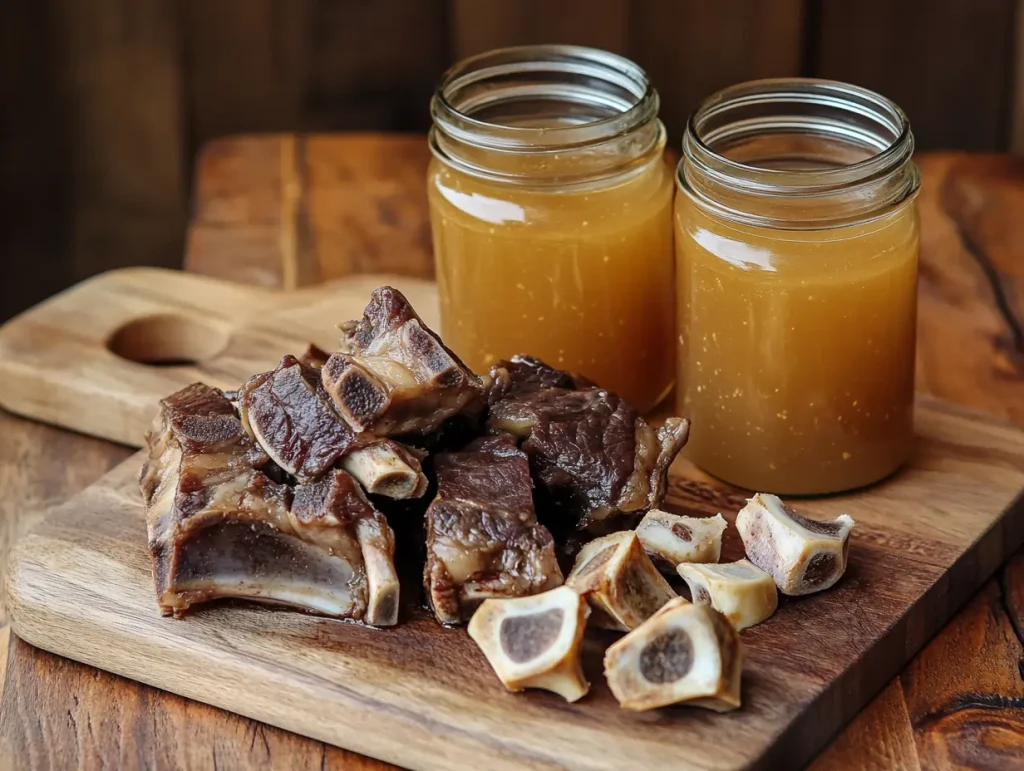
{"left": 487, "top": 357, "right": 690, "bottom": 533}
{"left": 141, "top": 383, "right": 400, "bottom": 624}
{"left": 424, "top": 433, "right": 563, "bottom": 625}
{"left": 323, "top": 286, "right": 486, "bottom": 437}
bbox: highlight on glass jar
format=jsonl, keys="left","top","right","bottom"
{"left": 427, "top": 45, "right": 676, "bottom": 413}
{"left": 674, "top": 78, "right": 921, "bottom": 495}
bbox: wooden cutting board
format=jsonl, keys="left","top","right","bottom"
{"left": 4, "top": 267, "right": 1024, "bottom": 770}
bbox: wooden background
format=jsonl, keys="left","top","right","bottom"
{"left": 2, "top": 0, "right": 1024, "bottom": 324}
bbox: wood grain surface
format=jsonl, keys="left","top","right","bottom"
{"left": 7, "top": 393, "right": 1024, "bottom": 770}
{"left": 0, "top": 268, "right": 436, "bottom": 446}
{"left": 1, "top": 137, "right": 1023, "bottom": 770}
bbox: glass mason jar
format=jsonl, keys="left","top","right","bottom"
{"left": 675, "top": 79, "right": 921, "bottom": 494}
{"left": 428, "top": 45, "right": 675, "bottom": 412}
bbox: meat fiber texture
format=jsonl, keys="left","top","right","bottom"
{"left": 140, "top": 287, "right": 691, "bottom": 628}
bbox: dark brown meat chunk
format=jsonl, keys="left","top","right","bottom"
{"left": 238, "top": 355, "right": 357, "bottom": 481}
{"left": 322, "top": 286, "right": 485, "bottom": 437}
{"left": 487, "top": 358, "right": 690, "bottom": 534}
{"left": 424, "top": 433, "right": 563, "bottom": 624}
{"left": 141, "top": 383, "right": 389, "bottom": 621}
{"left": 487, "top": 355, "right": 595, "bottom": 404}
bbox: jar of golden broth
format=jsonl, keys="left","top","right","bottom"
{"left": 675, "top": 79, "right": 921, "bottom": 494}
{"left": 428, "top": 46, "right": 674, "bottom": 411}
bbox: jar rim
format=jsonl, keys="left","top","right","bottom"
{"left": 432, "top": 44, "right": 659, "bottom": 151}
{"left": 683, "top": 77, "right": 915, "bottom": 192}
{"left": 678, "top": 78, "right": 921, "bottom": 229}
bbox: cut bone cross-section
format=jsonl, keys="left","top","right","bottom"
{"left": 468, "top": 586, "right": 590, "bottom": 702}
{"left": 736, "top": 493, "right": 855, "bottom": 596}
{"left": 565, "top": 531, "right": 677, "bottom": 631}
{"left": 141, "top": 383, "right": 383, "bottom": 621}
{"left": 424, "top": 433, "right": 563, "bottom": 624}
{"left": 323, "top": 286, "right": 486, "bottom": 437}
{"left": 339, "top": 440, "right": 428, "bottom": 499}
{"left": 677, "top": 560, "right": 778, "bottom": 631}
{"left": 635, "top": 511, "right": 727, "bottom": 572}
{"left": 604, "top": 597, "right": 742, "bottom": 712}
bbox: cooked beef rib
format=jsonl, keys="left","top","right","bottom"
{"left": 239, "top": 355, "right": 427, "bottom": 498}
{"left": 487, "top": 357, "right": 690, "bottom": 534}
{"left": 141, "top": 383, "right": 400, "bottom": 624}
{"left": 424, "top": 433, "right": 563, "bottom": 624}
{"left": 322, "top": 286, "right": 485, "bottom": 437}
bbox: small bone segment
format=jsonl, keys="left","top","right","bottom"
{"left": 339, "top": 440, "right": 428, "bottom": 499}
{"left": 324, "top": 286, "right": 486, "bottom": 437}
{"left": 565, "top": 531, "right": 677, "bottom": 631}
{"left": 677, "top": 560, "right": 778, "bottom": 631}
{"left": 468, "top": 586, "right": 591, "bottom": 702}
{"left": 736, "top": 493, "right": 855, "bottom": 596}
{"left": 604, "top": 598, "right": 743, "bottom": 712}
{"left": 635, "top": 511, "right": 727, "bottom": 572}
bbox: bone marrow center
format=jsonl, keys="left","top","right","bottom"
{"left": 639, "top": 629, "right": 694, "bottom": 684}
{"left": 500, "top": 608, "right": 565, "bottom": 663}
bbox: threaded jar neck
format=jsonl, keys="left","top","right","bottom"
{"left": 678, "top": 78, "right": 920, "bottom": 229}
{"left": 430, "top": 45, "right": 665, "bottom": 187}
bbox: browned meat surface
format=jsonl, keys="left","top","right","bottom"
{"left": 238, "top": 355, "right": 357, "bottom": 481}
{"left": 140, "top": 383, "right": 400, "bottom": 624}
{"left": 424, "top": 433, "right": 563, "bottom": 625}
{"left": 322, "top": 286, "right": 485, "bottom": 437}
{"left": 487, "top": 354, "right": 595, "bottom": 404}
{"left": 487, "top": 358, "right": 690, "bottom": 534}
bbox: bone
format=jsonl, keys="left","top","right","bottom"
{"left": 340, "top": 441, "right": 428, "bottom": 499}
{"left": 677, "top": 560, "right": 777, "bottom": 631}
{"left": 736, "top": 493, "right": 855, "bottom": 596}
{"left": 467, "top": 586, "right": 590, "bottom": 702}
{"left": 635, "top": 511, "right": 727, "bottom": 572}
{"left": 355, "top": 516, "right": 400, "bottom": 626}
{"left": 604, "top": 598, "right": 742, "bottom": 712}
{"left": 565, "top": 531, "right": 677, "bottom": 631}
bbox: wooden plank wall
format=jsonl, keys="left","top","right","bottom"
{"left": 1, "top": 0, "right": 1021, "bottom": 322}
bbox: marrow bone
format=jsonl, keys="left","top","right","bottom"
{"left": 635, "top": 511, "right": 727, "bottom": 572}
{"left": 565, "top": 531, "right": 676, "bottom": 631}
{"left": 677, "top": 560, "right": 777, "bottom": 631}
{"left": 737, "top": 493, "right": 855, "bottom": 596}
{"left": 340, "top": 440, "right": 428, "bottom": 499}
{"left": 604, "top": 597, "right": 742, "bottom": 712}
{"left": 468, "top": 586, "right": 590, "bottom": 702}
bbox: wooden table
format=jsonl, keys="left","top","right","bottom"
{"left": 1, "top": 135, "right": 1023, "bottom": 769}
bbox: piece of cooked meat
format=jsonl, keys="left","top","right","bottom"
{"left": 487, "top": 357, "right": 690, "bottom": 534}
{"left": 322, "top": 286, "right": 486, "bottom": 437}
{"left": 424, "top": 433, "right": 563, "bottom": 625}
{"left": 486, "top": 354, "right": 595, "bottom": 405}
{"left": 141, "top": 383, "right": 398, "bottom": 624}
{"left": 238, "top": 355, "right": 357, "bottom": 481}
{"left": 292, "top": 469, "right": 400, "bottom": 625}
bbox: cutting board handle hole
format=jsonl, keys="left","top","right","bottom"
{"left": 106, "top": 314, "right": 230, "bottom": 367}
